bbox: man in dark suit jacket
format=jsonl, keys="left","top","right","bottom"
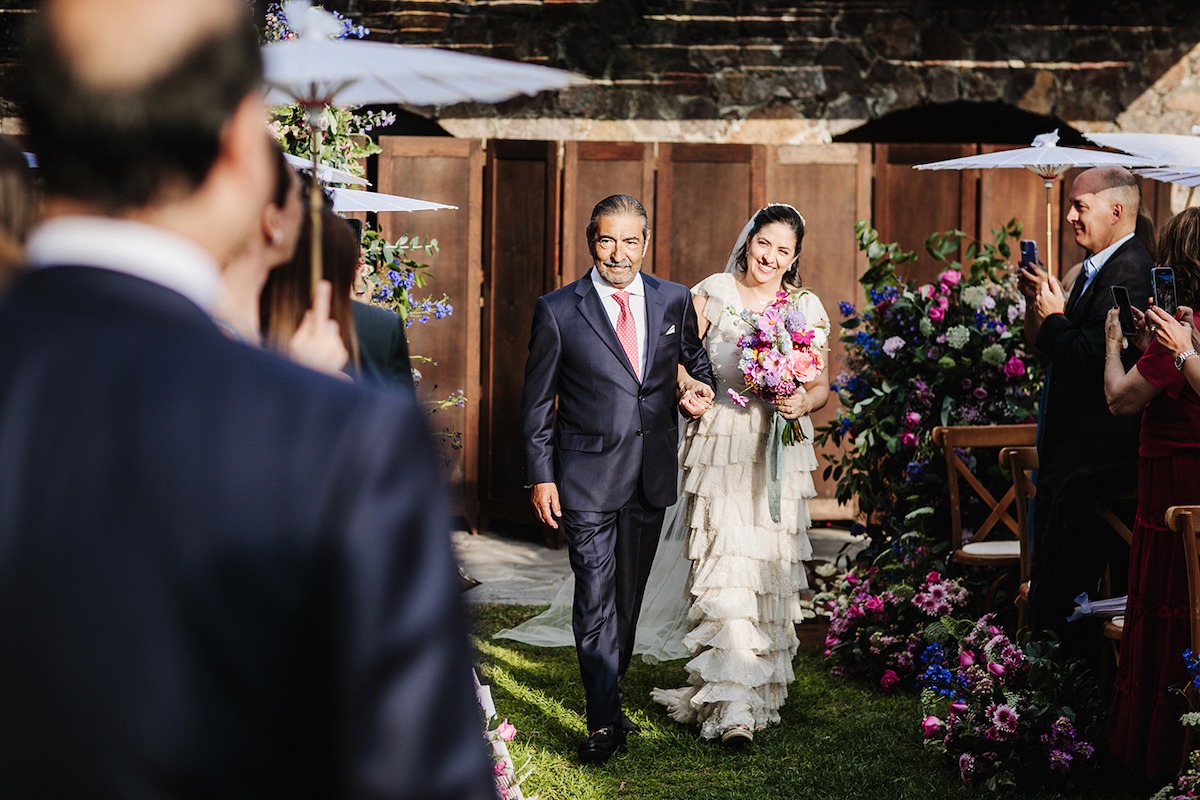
{"left": 352, "top": 299, "right": 417, "bottom": 395}
{"left": 0, "top": 2, "right": 494, "bottom": 798}
{"left": 522, "top": 194, "right": 715, "bottom": 763}
{"left": 1022, "top": 166, "right": 1153, "bottom": 659}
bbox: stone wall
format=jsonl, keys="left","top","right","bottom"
{"left": 3, "top": 1, "right": 1200, "bottom": 143}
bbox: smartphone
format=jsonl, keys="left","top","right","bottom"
{"left": 1019, "top": 239, "right": 1038, "bottom": 269}
{"left": 1152, "top": 266, "right": 1178, "bottom": 315}
{"left": 1111, "top": 285, "right": 1137, "bottom": 337}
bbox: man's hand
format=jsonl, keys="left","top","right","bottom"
{"left": 679, "top": 380, "right": 714, "bottom": 418}
{"left": 531, "top": 482, "right": 562, "bottom": 529}
{"left": 1017, "top": 264, "right": 1044, "bottom": 301}
{"left": 1034, "top": 273, "right": 1066, "bottom": 319}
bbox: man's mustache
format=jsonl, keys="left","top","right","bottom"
{"left": 603, "top": 258, "right": 634, "bottom": 268}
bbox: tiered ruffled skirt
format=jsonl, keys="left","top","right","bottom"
{"left": 651, "top": 396, "right": 816, "bottom": 739}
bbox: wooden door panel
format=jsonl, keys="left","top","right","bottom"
{"left": 377, "top": 136, "right": 483, "bottom": 526}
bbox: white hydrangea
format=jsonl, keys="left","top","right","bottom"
{"left": 946, "top": 325, "right": 971, "bottom": 350}
{"left": 919, "top": 317, "right": 933, "bottom": 337}
{"left": 961, "top": 285, "right": 988, "bottom": 310}
{"left": 981, "top": 343, "right": 1006, "bottom": 365}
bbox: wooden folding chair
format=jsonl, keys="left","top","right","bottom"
{"left": 1167, "top": 505, "right": 1200, "bottom": 767}
{"left": 1001, "top": 445, "right": 1037, "bottom": 631}
{"left": 932, "top": 424, "right": 1038, "bottom": 610}
{"left": 1098, "top": 494, "right": 1136, "bottom": 662}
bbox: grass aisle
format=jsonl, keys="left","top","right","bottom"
{"left": 470, "top": 605, "right": 1144, "bottom": 800}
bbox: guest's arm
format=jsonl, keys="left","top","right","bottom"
{"left": 1103, "top": 307, "right": 1159, "bottom": 416}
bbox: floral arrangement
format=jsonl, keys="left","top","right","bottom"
{"left": 822, "top": 531, "right": 969, "bottom": 688}
{"left": 918, "top": 615, "right": 1102, "bottom": 793}
{"left": 813, "top": 220, "right": 1042, "bottom": 550}
{"left": 359, "top": 229, "right": 454, "bottom": 329}
{"left": 727, "top": 290, "right": 827, "bottom": 445}
{"left": 1152, "top": 649, "right": 1200, "bottom": 800}
{"left": 261, "top": 3, "right": 396, "bottom": 179}
{"left": 476, "top": 671, "right": 535, "bottom": 800}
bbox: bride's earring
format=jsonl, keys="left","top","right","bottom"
{"left": 270, "top": 228, "right": 283, "bottom": 246}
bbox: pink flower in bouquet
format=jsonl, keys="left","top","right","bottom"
{"left": 787, "top": 348, "right": 823, "bottom": 384}
{"left": 899, "top": 432, "right": 918, "bottom": 448}
{"left": 928, "top": 304, "right": 945, "bottom": 322}
{"left": 926, "top": 571, "right": 941, "bottom": 583}
{"left": 864, "top": 594, "right": 885, "bottom": 615}
{"left": 727, "top": 388, "right": 749, "bottom": 408}
{"left": 959, "top": 650, "right": 975, "bottom": 668}
{"left": 496, "top": 719, "right": 517, "bottom": 742}
{"left": 959, "top": 753, "right": 977, "bottom": 782}
{"left": 922, "top": 715, "right": 944, "bottom": 738}
{"left": 939, "top": 268, "right": 962, "bottom": 287}
{"left": 880, "top": 669, "right": 900, "bottom": 690}
{"left": 791, "top": 328, "right": 816, "bottom": 347}
{"left": 904, "top": 411, "right": 921, "bottom": 428}
{"left": 987, "top": 661, "right": 1006, "bottom": 677}
{"left": 987, "top": 703, "right": 1019, "bottom": 733}
{"left": 1003, "top": 356, "right": 1026, "bottom": 378}
{"left": 918, "top": 284, "right": 935, "bottom": 299}
{"left": 756, "top": 304, "right": 783, "bottom": 333}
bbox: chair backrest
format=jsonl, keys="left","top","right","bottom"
{"left": 1001, "top": 445, "right": 1038, "bottom": 584}
{"left": 932, "top": 424, "right": 1038, "bottom": 551}
{"left": 1166, "top": 505, "right": 1200, "bottom": 655}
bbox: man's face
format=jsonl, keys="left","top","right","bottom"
{"left": 1066, "top": 174, "right": 1118, "bottom": 254}
{"left": 590, "top": 213, "right": 648, "bottom": 289}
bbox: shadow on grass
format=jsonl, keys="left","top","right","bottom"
{"left": 471, "top": 604, "right": 1149, "bottom": 800}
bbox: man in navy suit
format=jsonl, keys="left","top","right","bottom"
{"left": 1022, "top": 166, "right": 1152, "bottom": 661}
{"left": 522, "top": 194, "right": 716, "bottom": 763}
{"left": 0, "top": 1, "right": 494, "bottom": 798}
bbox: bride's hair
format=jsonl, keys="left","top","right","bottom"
{"left": 731, "top": 203, "right": 806, "bottom": 290}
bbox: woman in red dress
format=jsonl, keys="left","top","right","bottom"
{"left": 1101, "top": 206, "right": 1200, "bottom": 781}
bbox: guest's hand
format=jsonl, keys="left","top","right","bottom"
{"left": 1016, "top": 264, "right": 1044, "bottom": 301}
{"left": 1127, "top": 306, "right": 1154, "bottom": 352}
{"left": 530, "top": 482, "right": 561, "bottom": 529}
{"left": 290, "top": 280, "right": 350, "bottom": 377}
{"left": 775, "top": 387, "right": 811, "bottom": 420}
{"left": 1034, "top": 273, "right": 1065, "bottom": 319}
{"left": 1149, "top": 305, "right": 1193, "bottom": 356}
{"left": 1104, "top": 307, "right": 1124, "bottom": 351}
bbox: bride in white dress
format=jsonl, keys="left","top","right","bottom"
{"left": 650, "top": 203, "right": 829, "bottom": 745}
{"left": 496, "top": 204, "right": 829, "bottom": 744}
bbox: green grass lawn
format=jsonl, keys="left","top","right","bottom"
{"left": 470, "top": 604, "right": 1150, "bottom": 800}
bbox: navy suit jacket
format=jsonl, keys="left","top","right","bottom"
{"left": 1036, "top": 236, "right": 1153, "bottom": 468}
{"left": 0, "top": 267, "right": 494, "bottom": 800}
{"left": 351, "top": 299, "right": 416, "bottom": 396}
{"left": 522, "top": 271, "right": 714, "bottom": 512}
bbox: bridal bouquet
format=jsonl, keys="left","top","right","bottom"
{"left": 727, "top": 290, "right": 826, "bottom": 445}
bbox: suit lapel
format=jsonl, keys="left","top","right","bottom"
{"left": 641, "top": 275, "right": 666, "bottom": 378}
{"left": 575, "top": 279, "right": 640, "bottom": 381}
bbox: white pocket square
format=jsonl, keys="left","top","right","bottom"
{"left": 665, "top": 324, "right": 677, "bottom": 335}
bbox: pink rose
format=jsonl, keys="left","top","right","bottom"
{"left": 918, "top": 284, "right": 935, "bottom": 299}
{"left": 845, "top": 573, "right": 859, "bottom": 586}
{"left": 787, "top": 349, "right": 823, "bottom": 384}
{"left": 1003, "top": 356, "right": 1026, "bottom": 378}
{"left": 848, "top": 603, "right": 864, "bottom": 618}
{"left": 925, "top": 571, "right": 941, "bottom": 583}
{"left": 496, "top": 719, "right": 517, "bottom": 742}
{"left": 928, "top": 305, "right": 945, "bottom": 322}
{"left": 959, "top": 650, "right": 975, "bottom": 668}
{"left": 899, "top": 432, "right": 918, "bottom": 447}
{"left": 939, "top": 269, "right": 962, "bottom": 287}
{"left": 921, "top": 715, "right": 943, "bottom": 738}
{"left": 879, "top": 669, "right": 900, "bottom": 690}
{"left": 904, "top": 411, "right": 921, "bottom": 427}
{"left": 864, "top": 594, "right": 885, "bottom": 614}
{"left": 987, "top": 662, "right": 1006, "bottom": 677}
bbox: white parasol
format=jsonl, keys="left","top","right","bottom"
{"left": 283, "top": 152, "right": 368, "bottom": 186}
{"left": 263, "top": 0, "right": 587, "bottom": 289}
{"left": 914, "top": 130, "right": 1155, "bottom": 273}
{"left": 330, "top": 188, "right": 456, "bottom": 214}
{"left": 1083, "top": 131, "right": 1200, "bottom": 167}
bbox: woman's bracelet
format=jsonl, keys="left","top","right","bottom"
{"left": 1105, "top": 352, "right": 1121, "bottom": 360}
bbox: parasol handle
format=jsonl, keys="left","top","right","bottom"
{"left": 308, "top": 106, "right": 324, "bottom": 297}
{"left": 1044, "top": 178, "right": 1054, "bottom": 276}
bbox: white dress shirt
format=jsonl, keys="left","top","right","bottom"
{"left": 25, "top": 216, "right": 221, "bottom": 313}
{"left": 590, "top": 267, "right": 647, "bottom": 377}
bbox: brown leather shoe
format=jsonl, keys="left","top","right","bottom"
{"left": 578, "top": 726, "right": 626, "bottom": 764}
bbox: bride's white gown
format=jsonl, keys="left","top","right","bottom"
{"left": 496, "top": 274, "right": 827, "bottom": 738}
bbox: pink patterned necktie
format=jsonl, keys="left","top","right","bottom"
{"left": 613, "top": 290, "right": 640, "bottom": 380}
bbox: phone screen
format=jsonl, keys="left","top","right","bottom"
{"left": 1111, "top": 285, "right": 1137, "bottom": 336}
{"left": 1152, "top": 267, "right": 1178, "bottom": 315}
